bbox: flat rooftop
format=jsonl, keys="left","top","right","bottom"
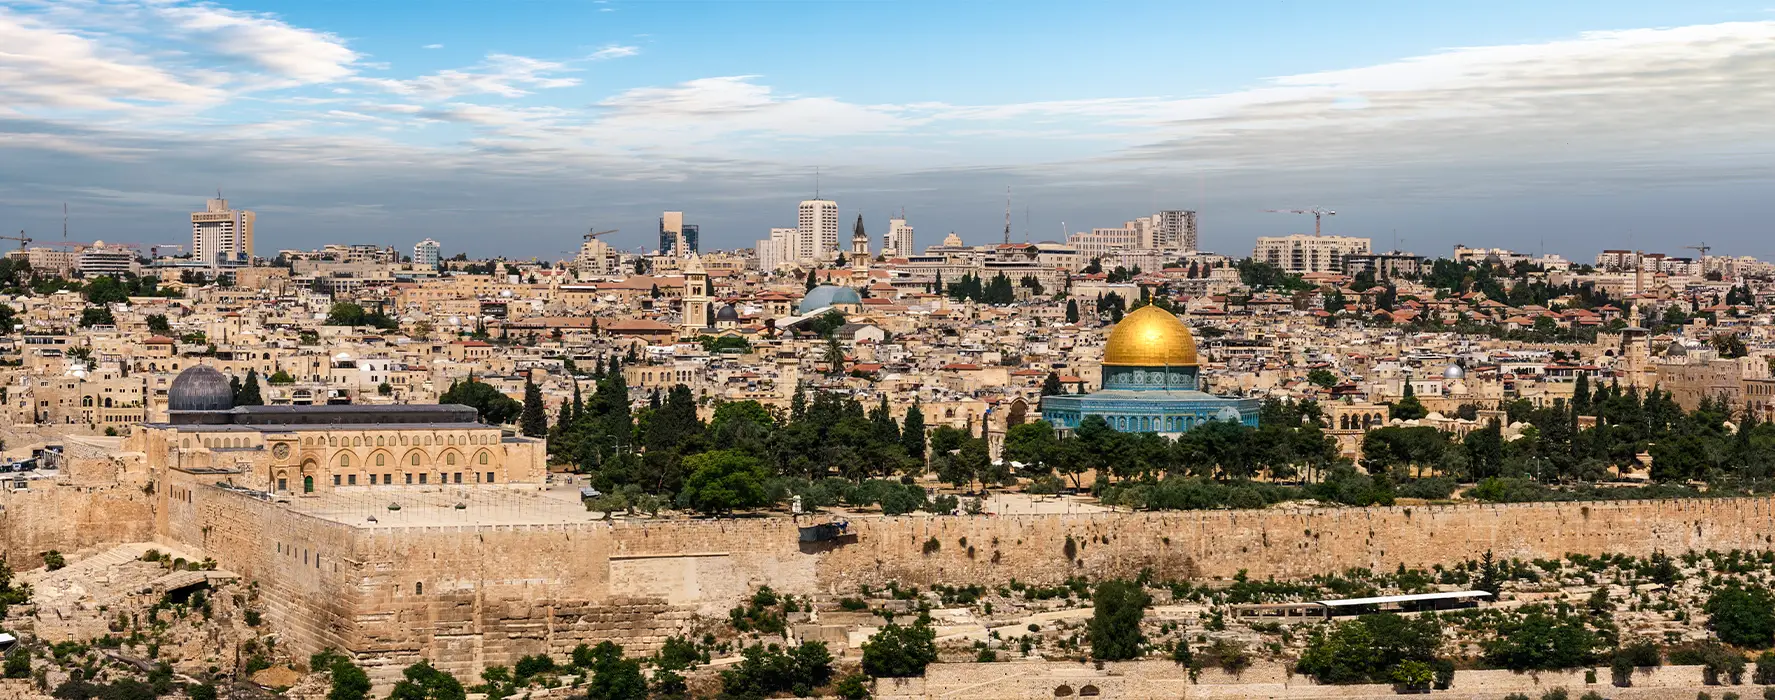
{"left": 276, "top": 482, "right": 606, "bottom": 528}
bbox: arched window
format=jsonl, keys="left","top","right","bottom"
{"left": 339, "top": 453, "right": 351, "bottom": 468}
{"left": 447, "top": 452, "right": 457, "bottom": 466}
{"left": 410, "top": 453, "right": 421, "bottom": 466}
{"left": 375, "top": 453, "right": 385, "bottom": 466}
{"left": 478, "top": 451, "right": 489, "bottom": 465}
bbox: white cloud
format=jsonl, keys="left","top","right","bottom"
{"left": 590, "top": 45, "right": 638, "bottom": 60}
{"left": 423, "top": 43, "right": 443, "bottom": 49}
{"left": 360, "top": 53, "right": 580, "bottom": 100}
{"left": 152, "top": 2, "right": 359, "bottom": 85}
{"left": 0, "top": 7, "right": 226, "bottom": 111}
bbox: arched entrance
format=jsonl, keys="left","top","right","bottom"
{"left": 303, "top": 475, "right": 314, "bottom": 493}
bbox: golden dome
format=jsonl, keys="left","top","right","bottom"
{"left": 1102, "top": 305, "right": 1198, "bottom": 367}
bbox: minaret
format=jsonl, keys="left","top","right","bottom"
{"left": 681, "top": 253, "right": 712, "bottom": 338}
{"left": 849, "top": 213, "right": 871, "bottom": 270}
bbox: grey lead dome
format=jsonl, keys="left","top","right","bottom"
{"left": 168, "top": 365, "right": 234, "bottom": 412}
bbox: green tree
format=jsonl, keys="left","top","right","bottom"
{"left": 1307, "top": 368, "right": 1338, "bottom": 389}
{"left": 678, "top": 450, "right": 772, "bottom": 515}
{"left": 79, "top": 307, "right": 115, "bottom": 328}
{"left": 861, "top": 622, "right": 939, "bottom": 678}
{"left": 327, "top": 658, "right": 372, "bottom": 700}
{"left": 387, "top": 661, "right": 466, "bottom": 700}
{"left": 1481, "top": 606, "right": 1603, "bottom": 671}
{"left": 520, "top": 376, "right": 547, "bottom": 437}
{"left": 237, "top": 369, "right": 264, "bottom": 406}
{"left": 439, "top": 379, "right": 523, "bottom": 425}
{"left": 582, "top": 642, "right": 647, "bottom": 700}
{"left": 84, "top": 275, "right": 128, "bottom": 304}
{"left": 1705, "top": 584, "right": 1775, "bottom": 647}
{"left": 325, "top": 302, "right": 368, "bottom": 326}
{"left": 1002, "top": 421, "right": 1058, "bottom": 475}
{"left": 900, "top": 401, "right": 926, "bottom": 463}
{"left": 145, "top": 314, "right": 172, "bottom": 335}
{"left": 1088, "top": 579, "right": 1150, "bottom": 661}
{"left": 1296, "top": 614, "right": 1442, "bottom": 684}
{"left": 1065, "top": 298, "right": 1080, "bottom": 324}
{"left": 1041, "top": 371, "right": 1064, "bottom": 396}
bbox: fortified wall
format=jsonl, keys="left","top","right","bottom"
{"left": 7, "top": 484, "right": 1775, "bottom": 683}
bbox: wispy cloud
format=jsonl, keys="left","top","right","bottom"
{"left": 590, "top": 45, "right": 639, "bottom": 60}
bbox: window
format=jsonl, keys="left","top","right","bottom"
{"left": 415, "top": 582, "right": 423, "bottom": 595}
{"left": 478, "top": 452, "right": 489, "bottom": 465}
{"left": 376, "top": 453, "right": 385, "bottom": 466}
{"left": 411, "top": 453, "right": 421, "bottom": 466}
{"left": 447, "top": 453, "right": 457, "bottom": 466}
{"left": 419, "top": 474, "right": 427, "bottom": 484}
{"left": 453, "top": 472, "right": 462, "bottom": 484}
{"left": 486, "top": 472, "right": 495, "bottom": 484}
{"left": 340, "top": 453, "right": 351, "bottom": 468}
{"left": 347, "top": 474, "right": 357, "bottom": 485}
{"left": 334, "top": 475, "right": 341, "bottom": 486}
{"left": 405, "top": 474, "right": 413, "bottom": 484}
{"left": 277, "top": 478, "right": 287, "bottom": 491}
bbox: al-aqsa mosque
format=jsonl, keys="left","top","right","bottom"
{"left": 1041, "top": 305, "right": 1259, "bottom": 434}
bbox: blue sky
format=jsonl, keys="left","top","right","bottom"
{"left": 3, "top": 0, "right": 1775, "bottom": 260}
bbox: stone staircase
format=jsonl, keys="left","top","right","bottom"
{"left": 25, "top": 542, "right": 208, "bottom": 641}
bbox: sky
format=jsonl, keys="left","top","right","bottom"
{"left": 3, "top": 0, "right": 1775, "bottom": 261}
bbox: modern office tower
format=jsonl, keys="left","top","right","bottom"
{"left": 191, "top": 197, "right": 254, "bottom": 267}
{"left": 660, "top": 211, "right": 684, "bottom": 255}
{"left": 797, "top": 199, "right": 839, "bottom": 263}
{"left": 681, "top": 224, "right": 699, "bottom": 254}
{"left": 413, "top": 238, "right": 441, "bottom": 267}
{"left": 884, "top": 215, "right": 914, "bottom": 258}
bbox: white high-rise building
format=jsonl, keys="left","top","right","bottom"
{"left": 1155, "top": 210, "right": 1198, "bottom": 251}
{"left": 1253, "top": 234, "right": 1372, "bottom": 274}
{"left": 884, "top": 216, "right": 915, "bottom": 258}
{"left": 755, "top": 227, "right": 797, "bottom": 272}
{"left": 413, "top": 238, "right": 440, "bottom": 267}
{"left": 191, "top": 197, "right": 254, "bottom": 268}
{"left": 796, "top": 199, "right": 839, "bottom": 263}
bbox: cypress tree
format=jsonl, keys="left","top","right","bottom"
{"left": 901, "top": 400, "right": 927, "bottom": 462}
{"left": 520, "top": 376, "right": 547, "bottom": 437}
{"left": 1066, "top": 299, "right": 1079, "bottom": 324}
{"left": 237, "top": 369, "right": 264, "bottom": 406}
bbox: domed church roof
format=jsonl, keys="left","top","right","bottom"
{"left": 169, "top": 365, "right": 234, "bottom": 412}
{"left": 715, "top": 304, "right": 740, "bottom": 321}
{"left": 798, "top": 285, "right": 862, "bottom": 314}
{"left": 1102, "top": 306, "right": 1198, "bottom": 367}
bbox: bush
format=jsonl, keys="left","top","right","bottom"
{"left": 834, "top": 672, "right": 872, "bottom": 699}
{"left": 654, "top": 636, "right": 705, "bottom": 671}
{"left": 1753, "top": 651, "right": 1775, "bottom": 685}
{"left": 42, "top": 550, "right": 65, "bottom": 571}
{"left": 1707, "top": 585, "right": 1775, "bottom": 648}
{"left": 1390, "top": 660, "right": 1433, "bottom": 692}
{"left": 1296, "top": 613, "right": 1443, "bottom": 684}
{"left": 719, "top": 642, "right": 832, "bottom": 698}
{"left": 1395, "top": 477, "right": 1457, "bottom": 500}
{"left": 1, "top": 652, "right": 26, "bottom": 679}
{"left": 1088, "top": 580, "right": 1149, "bottom": 661}
{"left": 861, "top": 623, "right": 937, "bottom": 678}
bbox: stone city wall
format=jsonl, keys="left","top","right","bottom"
{"left": 9, "top": 487, "right": 1775, "bottom": 686}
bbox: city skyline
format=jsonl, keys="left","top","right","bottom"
{"left": 3, "top": 1, "right": 1775, "bottom": 259}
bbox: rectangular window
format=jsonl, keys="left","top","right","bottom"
{"left": 333, "top": 475, "right": 341, "bottom": 486}
{"left": 486, "top": 472, "right": 495, "bottom": 484}
{"left": 419, "top": 474, "right": 427, "bottom": 484}
{"left": 453, "top": 472, "right": 462, "bottom": 484}
{"left": 405, "top": 473, "right": 413, "bottom": 484}
{"left": 277, "top": 478, "right": 287, "bottom": 491}
{"left": 415, "top": 582, "right": 423, "bottom": 595}
{"left": 347, "top": 474, "right": 357, "bottom": 485}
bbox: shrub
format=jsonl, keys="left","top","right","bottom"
{"left": 1087, "top": 580, "right": 1149, "bottom": 661}
{"left": 1707, "top": 585, "right": 1775, "bottom": 648}
{"left": 834, "top": 672, "right": 872, "bottom": 700}
{"left": 718, "top": 642, "right": 832, "bottom": 698}
{"left": 861, "top": 623, "right": 938, "bottom": 678}
{"left": 42, "top": 551, "right": 65, "bottom": 571}
{"left": 1753, "top": 651, "right": 1775, "bottom": 685}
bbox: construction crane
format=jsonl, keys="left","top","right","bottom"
{"left": 1265, "top": 208, "right": 1337, "bottom": 236}
{"left": 1685, "top": 242, "right": 1712, "bottom": 260}
{"left": 0, "top": 231, "right": 29, "bottom": 250}
{"left": 584, "top": 227, "right": 618, "bottom": 242}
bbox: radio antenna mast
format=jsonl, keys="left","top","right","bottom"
{"left": 1003, "top": 187, "right": 1012, "bottom": 245}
